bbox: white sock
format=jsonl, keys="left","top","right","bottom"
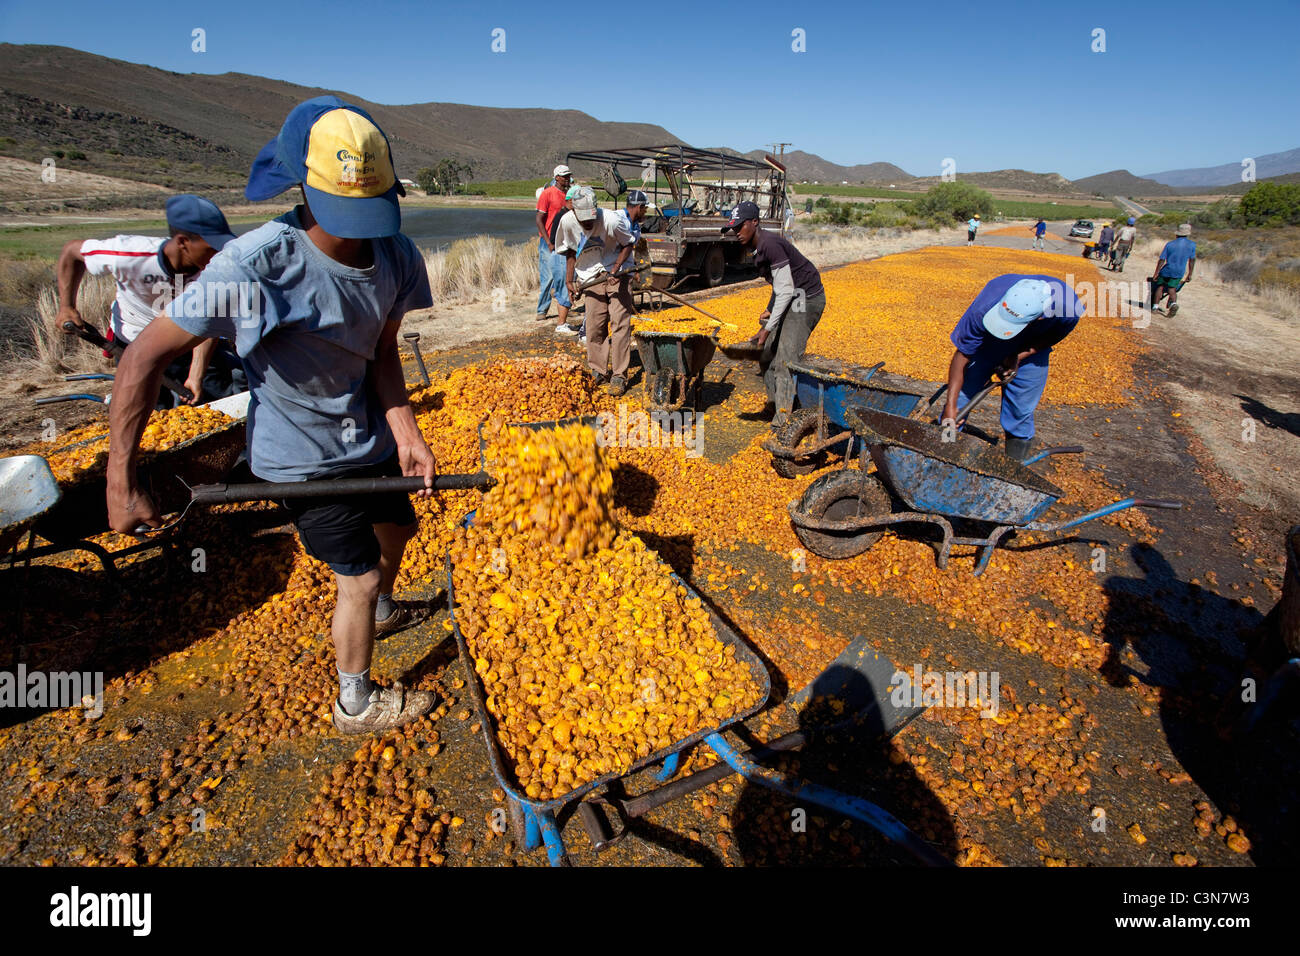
{"left": 338, "top": 668, "right": 375, "bottom": 716}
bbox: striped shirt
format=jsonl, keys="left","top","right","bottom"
{"left": 80, "top": 235, "right": 181, "bottom": 343}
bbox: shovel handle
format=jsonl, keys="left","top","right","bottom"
{"left": 950, "top": 367, "right": 1019, "bottom": 423}
{"left": 189, "top": 471, "right": 493, "bottom": 505}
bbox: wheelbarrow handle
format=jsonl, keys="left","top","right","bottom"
{"left": 1021, "top": 445, "right": 1084, "bottom": 465}
{"left": 34, "top": 393, "right": 106, "bottom": 406}
{"left": 188, "top": 471, "right": 494, "bottom": 505}
{"left": 65, "top": 373, "right": 114, "bottom": 382}
{"left": 1028, "top": 496, "right": 1182, "bottom": 533}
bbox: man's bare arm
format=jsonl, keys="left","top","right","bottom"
{"left": 942, "top": 350, "right": 971, "bottom": 424}
{"left": 56, "top": 239, "right": 89, "bottom": 330}
{"left": 106, "top": 313, "right": 204, "bottom": 532}
{"left": 183, "top": 338, "right": 218, "bottom": 405}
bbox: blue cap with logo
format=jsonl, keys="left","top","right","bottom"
{"left": 165, "top": 194, "right": 236, "bottom": 251}
{"left": 626, "top": 189, "right": 649, "bottom": 207}
{"left": 246, "top": 95, "right": 406, "bottom": 239}
{"left": 721, "top": 200, "right": 760, "bottom": 233}
{"left": 981, "top": 278, "right": 1053, "bottom": 340}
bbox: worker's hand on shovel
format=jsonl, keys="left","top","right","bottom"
{"left": 107, "top": 478, "right": 162, "bottom": 535}
{"left": 398, "top": 440, "right": 438, "bottom": 499}
{"left": 57, "top": 304, "right": 87, "bottom": 332}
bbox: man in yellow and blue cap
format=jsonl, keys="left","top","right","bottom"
{"left": 106, "top": 96, "right": 438, "bottom": 734}
{"left": 941, "top": 275, "right": 1083, "bottom": 460}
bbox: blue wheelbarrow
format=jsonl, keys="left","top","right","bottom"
{"left": 444, "top": 414, "right": 951, "bottom": 866}
{"left": 788, "top": 405, "right": 1182, "bottom": 574}
{"left": 446, "top": 514, "right": 949, "bottom": 866}
{"left": 762, "top": 355, "right": 1002, "bottom": 478}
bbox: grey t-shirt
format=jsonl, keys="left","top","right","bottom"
{"left": 166, "top": 206, "right": 433, "bottom": 481}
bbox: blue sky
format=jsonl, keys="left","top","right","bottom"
{"left": 2, "top": 0, "right": 1296, "bottom": 179}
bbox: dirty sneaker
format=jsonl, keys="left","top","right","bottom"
{"left": 1166, "top": 303, "right": 1179, "bottom": 317}
{"left": 374, "top": 602, "right": 432, "bottom": 639}
{"left": 607, "top": 375, "right": 627, "bottom": 397}
{"left": 333, "top": 682, "right": 435, "bottom": 734}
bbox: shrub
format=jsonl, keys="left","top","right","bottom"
{"left": 911, "top": 182, "right": 994, "bottom": 223}
{"left": 1239, "top": 182, "right": 1300, "bottom": 227}
{"left": 1217, "top": 257, "right": 1262, "bottom": 284}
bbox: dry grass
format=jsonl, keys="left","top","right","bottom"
{"left": 0, "top": 272, "right": 115, "bottom": 388}
{"left": 422, "top": 236, "right": 536, "bottom": 305}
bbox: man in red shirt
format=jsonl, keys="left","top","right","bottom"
{"left": 535, "top": 164, "right": 573, "bottom": 325}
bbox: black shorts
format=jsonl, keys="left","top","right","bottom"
{"left": 968, "top": 230, "right": 977, "bottom": 241}
{"left": 279, "top": 453, "right": 417, "bottom": 576}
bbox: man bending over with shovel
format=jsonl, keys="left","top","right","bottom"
{"left": 726, "top": 200, "right": 826, "bottom": 428}
{"left": 941, "top": 275, "right": 1082, "bottom": 461}
{"left": 107, "top": 96, "right": 438, "bottom": 734}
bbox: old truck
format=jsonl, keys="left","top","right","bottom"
{"left": 565, "top": 145, "right": 789, "bottom": 290}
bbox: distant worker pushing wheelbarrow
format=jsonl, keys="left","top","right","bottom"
{"left": 940, "top": 275, "right": 1083, "bottom": 461}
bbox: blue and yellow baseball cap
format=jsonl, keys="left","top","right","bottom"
{"left": 246, "top": 96, "right": 405, "bottom": 238}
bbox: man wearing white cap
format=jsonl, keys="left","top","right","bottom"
{"left": 557, "top": 186, "right": 638, "bottom": 394}
{"left": 1149, "top": 224, "right": 1196, "bottom": 317}
{"left": 941, "top": 274, "right": 1083, "bottom": 460}
{"left": 536, "top": 165, "right": 574, "bottom": 324}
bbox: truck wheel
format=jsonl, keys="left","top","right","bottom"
{"left": 793, "top": 471, "right": 891, "bottom": 559}
{"left": 702, "top": 245, "right": 726, "bottom": 287}
{"left": 772, "top": 408, "right": 845, "bottom": 478}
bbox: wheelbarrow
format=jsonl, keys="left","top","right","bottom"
{"left": 789, "top": 405, "right": 1182, "bottom": 574}
{"left": 446, "top": 507, "right": 949, "bottom": 867}
{"left": 632, "top": 329, "right": 718, "bottom": 412}
{"left": 0, "top": 456, "right": 62, "bottom": 556}
{"left": 3, "top": 413, "right": 249, "bottom": 574}
{"left": 762, "top": 356, "right": 941, "bottom": 478}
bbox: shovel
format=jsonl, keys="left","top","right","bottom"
{"left": 63, "top": 322, "right": 194, "bottom": 403}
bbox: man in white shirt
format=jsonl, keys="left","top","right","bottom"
{"left": 557, "top": 187, "right": 637, "bottom": 394}
{"left": 1111, "top": 217, "right": 1138, "bottom": 272}
{"left": 57, "top": 194, "right": 241, "bottom": 406}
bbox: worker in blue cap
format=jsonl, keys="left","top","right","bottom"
{"left": 57, "top": 194, "right": 242, "bottom": 407}
{"left": 941, "top": 275, "right": 1084, "bottom": 460}
{"left": 107, "top": 96, "right": 438, "bottom": 735}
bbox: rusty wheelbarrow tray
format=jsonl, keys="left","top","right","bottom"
{"left": 789, "top": 406, "right": 1181, "bottom": 575}
{"left": 632, "top": 329, "right": 718, "bottom": 413}
{"left": 762, "top": 356, "right": 936, "bottom": 478}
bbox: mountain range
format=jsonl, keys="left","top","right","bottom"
{"left": 0, "top": 44, "right": 1296, "bottom": 195}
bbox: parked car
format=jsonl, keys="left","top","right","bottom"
{"left": 1069, "top": 219, "right": 1095, "bottom": 238}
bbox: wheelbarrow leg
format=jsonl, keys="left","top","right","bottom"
{"left": 536, "top": 808, "right": 570, "bottom": 866}
{"left": 933, "top": 517, "right": 955, "bottom": 570}
{"left": 702, "top": 732, "right": 950, "bottom": 866}
{"left": 973, "top": 526, "right": 1014, "bottom": 576}
{"left": 655, "top": 750, "right": 683, "bottom": 782}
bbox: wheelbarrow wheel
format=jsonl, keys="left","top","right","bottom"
{"left": 794, "top": 471, "right": 891, "bottom": 560}
{"left": 772, "top": 408, "right": 845, "bottom": 479}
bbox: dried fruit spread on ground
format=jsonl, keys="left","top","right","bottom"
{"left": 17, "top": 405, "right": 233, "bottom": 485}
{"left": 448, "top": 421, "right": 761, "bottom": 801}
{"left": 635, "top": 246, "right": 1143, "bottom": 406}
{"left": 981, "top": 225, "right": 1067, "bottom": 241}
